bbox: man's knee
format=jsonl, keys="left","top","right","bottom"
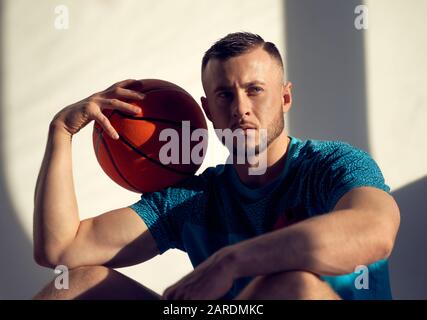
{"left": 70, "top": 265, "right": 110, "bottom": 283}
{"left": 276, "top": 270, "right": 323, "bottom": 294}
{"left": 235, "top": 270, "right": 341, "bottom": 300}
{"left": 33, "top": 266, "right": 110, "bottom": 300}
{"left": 33, "top": 266, "right": 161, "bottom": 300}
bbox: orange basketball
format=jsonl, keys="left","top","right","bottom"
{"left": 93, "top": 79, "right": 208, "bottom": 193}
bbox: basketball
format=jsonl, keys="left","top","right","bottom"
{"left": 92, "top": 79, "right": 208, "bottom": 193}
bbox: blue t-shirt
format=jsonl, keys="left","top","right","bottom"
{"left": 129, "top": 136, "right": 392, "bottom": 300}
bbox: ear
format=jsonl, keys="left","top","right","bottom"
{"left": 200, "top": 96, "right": 212, "bottom": 122}
{"left": 282, "top": 81, "right": 293, "bottom": 113}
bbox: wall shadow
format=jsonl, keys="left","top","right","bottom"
{"left": 0, "top": 1, "right": 52, "bottom": 299}
{"left": 284, "top": 0, "right": 427, "bottom": 299}
{"left": 284, "top": 0, "right": 369, "bottom": 152}
{"left": 389, "top": 176, "right": 427, "bottom": 299}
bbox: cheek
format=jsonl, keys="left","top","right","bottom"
{"left": 254, "top": 95, "right": 281, "bottom": 124}
{"left": 254, "top": 96, "right": 273, "bottom": 116}
{"left": 266, "top": 94, "right": 283, "bottom": 113}
{"left": 209, "top": 107, "right": 231, "bottom": 127}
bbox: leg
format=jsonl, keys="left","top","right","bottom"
{"left": 33, "top": 266, "right": 161, "bottom": 300}
{"left": 234, "top": 270, "right": 341, "bottom": 300}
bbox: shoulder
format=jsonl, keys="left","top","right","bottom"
{"left": 293, "top": 137, "right": 362, "bottom": 158}
{"left": 291, "top": 136, "right": 390, "bottom": 190}
{"left": 291, "top": 137, "right": 390, "bottom": 211}
{"left": 292, "top": 137, "right": 376, "bottom": 170}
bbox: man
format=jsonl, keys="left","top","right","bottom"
{"left": 33, "top": 32, "right": 400, "bottom": 300}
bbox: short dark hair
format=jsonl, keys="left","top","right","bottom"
{"left": 201, "top": 32, "right": 284, "bottom": 73}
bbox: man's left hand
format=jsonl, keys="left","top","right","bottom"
{"left": 162, "top": 247, "right": 237, "bottom": 300}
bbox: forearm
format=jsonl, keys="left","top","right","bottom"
{"left": 33, "top": 122, "right": 80, "bottom": 264}
{"left": 231, "top": 208, "right": 392, "bottom": 279}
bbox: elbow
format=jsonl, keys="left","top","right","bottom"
{"left": 33, "top": 245, "right": 69, "bottom": 269}
{"left": 33, "top": 249, "right": 57, "bottom": 269}
{"left": 380, "top": 230, "right": 398, "bottom": 260}
{"left": 381, "top": 201, "right": 401, "bottom": 260}
{"left": 382, "top": 240, "right": 394, "bottom": 260}
{"left": 34, "top": 245, "right": 82, "bottom": 270}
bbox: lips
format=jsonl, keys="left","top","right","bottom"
{"left": 232, "top": 123, "right": 257, "bottom": 131}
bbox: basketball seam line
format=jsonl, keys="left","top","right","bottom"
{"left": 138, "top": 87, "right": 193, "bottom": 98}
{"left": 109, "top": 109, "right": 201, "bottom": 176}
{"left": 118, "top": 135, "right": 195, "bottom": 176}
{"left": 114, "top": 111, "right": 199, "bottom": 130}
{"left": 101, "top": 135, "right": 140, "bottom": 192}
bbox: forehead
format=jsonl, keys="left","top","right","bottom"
{"left": 202, "top": 47, "right": 279, "bottom": 89}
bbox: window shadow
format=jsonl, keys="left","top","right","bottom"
{"left": 284, "top": 0, "right": 427, "bottom": 299}
{"left": 0, "top": 1, "right": 52, "bottom": 299}
{"left": 284, "top": 0, "right": 369, "bottom": 152}
{"left": 389, "top": 176, "right": 427, "bottom": 299}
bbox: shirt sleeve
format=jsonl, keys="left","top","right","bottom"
{"left": 128, "top": 174, "right": 207, "bottom": 254}
{"left": 316, "top": 141, "right": 391, "bottom": 212}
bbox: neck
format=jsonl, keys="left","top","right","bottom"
{"left": 233, "top": 130, "right": 291, "bottom": 188}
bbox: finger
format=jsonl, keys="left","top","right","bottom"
{"left": 94, "top": 111, "right": 119, "bottom": 140}
{"left": 106, "top": 79, "right": 137, "bottom": 90}
{"left": 112, "top": 87, "right": 145, "bottom": 101}
{"left": 98, "top": 98, "right": 142, "bottom": 114}
{"left": 122, "top": 79, "right": 144, "bottom": 92}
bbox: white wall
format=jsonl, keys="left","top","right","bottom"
{"left": 365, "top": 0, "right": 427, "bottom": 190}
{"left": 1, "top": 0, "right": 285, "bottom": 298}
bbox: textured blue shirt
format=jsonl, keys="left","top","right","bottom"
{"left": 129, "top": 136, "right": 392, "bottom": 300}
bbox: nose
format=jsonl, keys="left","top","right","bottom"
{"left": 232, "top": 91, "right": 251, "bottom": 119}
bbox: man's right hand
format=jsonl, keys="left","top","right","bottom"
{"left": 51, "top": 79, "right": 145, "bottom": 140}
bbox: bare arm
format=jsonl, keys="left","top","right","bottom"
{"left": 33, "top": 123, "right": 79, "bottom": 266}
{"left": 57, "top": 207, "right": 159, "bottom": 269}
{"left": 230, "top": 187, "right": 401, "bottom": 278}
{"left": 33, "top": 79, "right": 158, "bottom": 269}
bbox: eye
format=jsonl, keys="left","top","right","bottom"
{"left": 217, "top": 91, "right": 233, "bottom": 99}
{"left": 248, "top": 86, "right": 264, "bottom": 95}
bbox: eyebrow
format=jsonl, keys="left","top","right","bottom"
{"left": 213, "top": 81, "right": 266, "bottom": 93}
